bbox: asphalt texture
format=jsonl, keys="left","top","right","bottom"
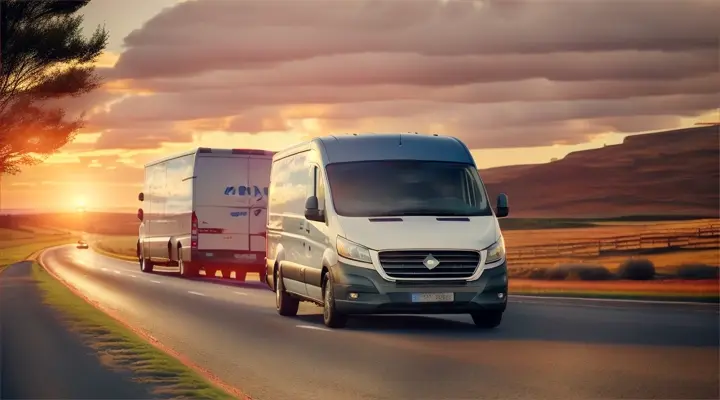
{"left": 35, "top": 246, "right": 720, "bottom": 400}
{"left": 0, "top": 261, "right": 158, "bottom": 399}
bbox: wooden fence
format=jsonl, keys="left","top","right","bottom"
{"left": 507, "top": 224, "right": 720, "bottom": 262}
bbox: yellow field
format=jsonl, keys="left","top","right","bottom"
{"left": 91, "top": 234, "right": 137, "bottom": 259}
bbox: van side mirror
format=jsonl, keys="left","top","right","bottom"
{"left": 495, "top": 193, "right": 509, "bottom": 218}
{"left": 138, "top": 192, "right": 144, "bottom": 202}
{"left": 137, "top": 208, "right": 144, "bottom": 222}
{"left": 304, "top": 196, "right": 325, "bottom": 222}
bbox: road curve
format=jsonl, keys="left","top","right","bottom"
{"left": 41, "top": 245, "right": 719, "bottom": 400}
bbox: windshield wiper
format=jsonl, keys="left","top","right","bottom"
{"left": 370, "top": 208, "right": 467, "bottom": 217}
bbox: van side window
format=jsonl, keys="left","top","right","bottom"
{"left": 270, "top": 151, "right": 311, "bottom": 215}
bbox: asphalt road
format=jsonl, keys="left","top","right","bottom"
{"left": 40, "top": 245, "right": 719, "bottom": 400}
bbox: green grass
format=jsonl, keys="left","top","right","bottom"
{"left": 31, "top": 262, "right": 237, "bottom": 399}
{"left": 0, "top": 236, "right": 77, "bottom": 274}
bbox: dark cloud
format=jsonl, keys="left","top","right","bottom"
{"left": 112, "top": 0, "right": 719, "bottom": 80}
{"left": 81, "top": 0, "right": 720, "bottom": 151}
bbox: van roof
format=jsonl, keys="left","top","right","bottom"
{"left": 144, "top": 147, "right": 274, "bottom": 167}
{"left": 314, "top": 133, "right": 475, "bottom": 165}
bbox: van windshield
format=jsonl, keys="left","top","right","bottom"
{"left": 325, "top": 160, "right": 492, "bottom": 217}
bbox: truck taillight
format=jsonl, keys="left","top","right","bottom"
{"left": 191, "top": 211, "right": 198, "bottom": 249}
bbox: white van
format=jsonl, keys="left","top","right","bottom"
{"left": 137, "top": 147, "right": 274, "bottom": 281}
{"left": 265, "top": 134, "right": 510, "bottom": 329}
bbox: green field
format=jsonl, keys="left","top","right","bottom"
{"left": 0, "top": 227, "right": 76, "bottom": 273}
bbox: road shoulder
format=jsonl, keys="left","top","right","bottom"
{"left": 0, "top": 261, "right": 160, "bottom": 399}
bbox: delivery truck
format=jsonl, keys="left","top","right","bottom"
{"left": 137, "top": 147, "right": 274, "bottom": 280}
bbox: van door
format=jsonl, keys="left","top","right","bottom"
{"left": 193, "top": 155, "right": 252, "bottom": 252}
{"left": 304, "top": 164, "right": 330, "bottom": 300}
{"left": 248, "top": 156, "right": 272, "bottom": 253}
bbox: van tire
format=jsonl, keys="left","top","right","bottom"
{"left": 178, "top": 251, "right": 196, "bottom": 278}
{"left": 322, "top": 273, "right": 347, "bottom": 329}
{"left": 276, "top": 267, "right": 299, "bottom": 316}
{"left": 140, "top": 248, "right": 154, "bottom": 273}
{"left": 470, "top": 310, "right": 503, "bottom": 329}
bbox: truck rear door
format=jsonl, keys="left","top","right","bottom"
{"left": 248, "top": 155, "right": 272, "bottom": 252}
{"left": 193, "top": 155, "right": 252, "bottom": 251}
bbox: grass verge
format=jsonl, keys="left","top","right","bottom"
{"left": 0, "top": 237, "right": 77, "bottom": 274}
{"left": 89, "top": 234, "right": 139, "bottom": 262}
{"left": 91, "top": 242, "right": 138, "bottom": 262}
{"left": 31, "top": 261, "right": 239, "bottom": 399}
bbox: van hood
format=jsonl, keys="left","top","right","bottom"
{"left": 336, "top": 215, "right": 500, "bottom": 251}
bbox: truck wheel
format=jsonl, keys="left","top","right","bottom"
{"left": 322, "top": 273, "right": 347, "bottom": 329}
{"left": 140, "top": 250, "right": 154, "bottom": 273}
{"left": 178, "top": 256, "right": 191, "bottom": 277}
{"left": 470, "top": 310, "right": 503, "bottom": 329}
{"left": 276, "top": 267, "right": 299, "bottom": 316}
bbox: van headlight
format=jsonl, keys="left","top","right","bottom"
{"left": 485, "top": 236, "right": 506, "bottom": 265}
{"left": 336, "top": 236, "right": 373, "bottom": 264}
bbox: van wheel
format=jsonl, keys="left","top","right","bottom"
{"left": 470, "top": 310, "right": 503, "bottom": 329}
{"left": 140, "top": 252, "right": 154, "bottom": 273}
{"left": 322, "top": 273, "right": 347, "bottom": 329}
{"left": 276, "top": 267, "right": 299, "bottom": 316}
{"left": 178, "top": 255, "right": 193, "bottom": 277}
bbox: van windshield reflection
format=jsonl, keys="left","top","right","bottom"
{"left": 325, "top": 160, "right": 492, "bottom": 217}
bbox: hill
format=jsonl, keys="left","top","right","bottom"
{"left": 481, "top": 125, "right": 720, "bottom": 218}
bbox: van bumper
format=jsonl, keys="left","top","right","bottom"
{"left": 330, "top": 260, "right": 508, "bottom": 315}
{"left": 189, "top": 249, "right": 265, "bottom": 268}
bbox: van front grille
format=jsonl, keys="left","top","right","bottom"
{"left": 378, "top": 250, "right": 480, "bottom": 280}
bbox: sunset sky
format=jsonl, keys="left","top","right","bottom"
{"left": 2, "top": 0, "right": 718, "bottom": 212}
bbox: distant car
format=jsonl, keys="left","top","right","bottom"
{"left": 77, "top": 240, "right": 89, "bottom": 249}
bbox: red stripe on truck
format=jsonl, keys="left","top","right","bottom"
{"left": 198, "top": 228, "right": 225, "bottom": 234}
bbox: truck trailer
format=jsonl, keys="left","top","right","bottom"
{"left": 137, "top": 147, "right": 274, "bottom": 281}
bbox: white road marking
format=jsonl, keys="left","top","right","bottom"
{"left": 150, "top": 280, "right": 161, "bottom": 284}
{"left": 113, "top": 270, "right": 121, "bottom": 275}
{"left": 101, "top": 267, "right": 108, "bottom": 271}
{"left": 512, "top": 295, "right": 716, "bottom": 306}
{"left": 188, "top": 291, "right": 206, "bottom": 297}
{"left": 128, "top": 274, "right": 137, "bottom": 278}
{"left": 296, "top": 325, "right": 332, "bottom": 332}
{"left": 233, "top": 291, "right": 248, "bottom": 296}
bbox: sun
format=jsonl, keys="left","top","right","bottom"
{"left": 75, "top": 197, "right": 87, "bottom": 211}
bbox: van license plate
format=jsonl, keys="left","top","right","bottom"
{"left": 411, "top": 293, "right": 454, "bottom": 303}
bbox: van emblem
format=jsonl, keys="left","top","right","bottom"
{"left": 423, "top": 254, "right": 440, "bottom": 270}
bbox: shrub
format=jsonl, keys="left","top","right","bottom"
{"left": 675, "top": 264, "right": 719, "bottom": 280}
{"left": 510, "top": 263, "right": 615, "bottom": 281}
{"left": 617, "top": 258, "right": 656, "bottom": 280}
{"left": 553, "top": 263, "right": 614, "bottom": 281}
